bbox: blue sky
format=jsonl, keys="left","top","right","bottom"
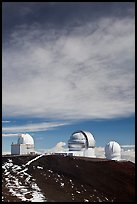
{"left": 2, "top": 2, "right": 135, "bottom": 153}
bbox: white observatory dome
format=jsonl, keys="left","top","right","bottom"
{"left": 17, "top": 134, "right": 34, "bottom": 145}
{"left": 68, "top": 130, "right": 95, "bottom": 151}
{"left": 105, "top": 141, "right": 121, "bottom": 161}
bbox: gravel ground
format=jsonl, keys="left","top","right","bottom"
{"left": 2, "top": 154, "right": 135, "bottom": 202}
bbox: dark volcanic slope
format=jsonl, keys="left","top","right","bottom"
{"left": 2, "top": 155, "right": 135, "bottom": 202}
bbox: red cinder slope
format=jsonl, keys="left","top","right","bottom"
{"left": 2, "top": 155, "right": 135, "bottom": 202}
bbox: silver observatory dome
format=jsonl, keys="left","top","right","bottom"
{"left": 17, "top": 134, "right": 34, "bottom": 145}
{"left": 105, "top": 141, "right": 121, "bottom": 161}
{"left": 68, "top": 130, "right": 96, "bottom": 151}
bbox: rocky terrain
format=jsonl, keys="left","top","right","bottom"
{"left": 2, "top": 154, "right": 135, "bottom": 202}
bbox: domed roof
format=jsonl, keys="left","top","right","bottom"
{"left": 68, "top": 130, "right": 95, "bottom": 151}
{"left": 82, "top": 131, "right": 96, "bottom": 148}
{"left": 105, "top": 141, "right": 121, "bottom": 160}
{"left": 17, "top": 134, "right": 34, "bottom": 145}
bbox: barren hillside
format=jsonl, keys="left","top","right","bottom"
{"left": 2, "top": 155, "right": 135, "bottom": 202}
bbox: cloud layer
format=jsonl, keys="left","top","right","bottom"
{"left": 95, "top": 146, "right": 135, "bottom": 163}
{"left": 2, "top": 122, "right": 68, "bottom": 135}
{"left": 3, "top": 16, "right": 135, "bottom": 120}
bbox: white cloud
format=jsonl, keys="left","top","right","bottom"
{"left": 121, "top": 148, "right": 135, "bottom": 163}
{"left": 50, "top": 141, "right": 67, "bottom": 152}
{"left": 2, "top": 121, "right": 11, "bottom": 123}
{"left": 2, "top": 151, "right": 11, "bottom": 155}
{"left": 95, "top": 146, "right": 135, "bottom": 163}
{"left": 2, "top": 133, "right": 19, "bottom": 137}
{"left": 2, "top": 122, "right": 69, "bottom": 134}
{"left": 2, "top": 16, "right": 135, "bottom": 120}
{"left": 121, "top": 145, "right": 135, "bottom": 148}
{"left": 38, "top": 141, "right": 67, "bottom": 154}
{"left": 95, "top": 147, "right": 105, "bottom": 158}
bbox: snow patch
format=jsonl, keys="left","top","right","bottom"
{"left": 2, "top": 157, "right": 47, "bottom": 202}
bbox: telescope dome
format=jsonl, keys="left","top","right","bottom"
{"left": 105, "top": 141, "right": 121, "bottom": 160}
{"left": 68, "top": 130, "right": 95, "bottom": 151}
{"left": 17, "top": 134, "right": 34, "bottom": 145}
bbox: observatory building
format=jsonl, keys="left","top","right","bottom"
{"left": 105, "top": 141, "right": 121, "bottom": 161}
{"left": 68, "top": 130, "right": 96, "bottom": 157}
{"left": 11, "top": 134, "right": 35, "bottom": 155}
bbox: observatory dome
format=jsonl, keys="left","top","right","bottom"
{"left": 17, "top": 134, "right": 34, "bottom": 145}
{"left": 105, "top": 141, "right": 121, "bottom": 160}
{"left": 68, "top": 130, "right": 95, "bottom": 151}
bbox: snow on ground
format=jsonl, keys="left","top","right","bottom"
{"left": 2, "top": 155, "right": 116, "bottom": 202}
{"left": 25, "top": 154, "right": 45, "bottom": 166}
{"left": 2, "top": 157, "right": 47, "bottom": 202}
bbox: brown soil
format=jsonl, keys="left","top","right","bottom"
{"left": 2, "top": 155, "right": 135, "bottom": 202}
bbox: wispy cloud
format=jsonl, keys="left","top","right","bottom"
{"left": 2, "top": 121, "right": 11, "bottom": 123}
{"left": 121, "top": 145, "right": 135, "bottom": 148}
{"left": 2, "top": 16, "right": 135, "bottom": 120}
{"left": 2, "top": 122, "right": 69, "bottom": 134}
{"left": 2, "top": 133, "right": 19, "bottom": 137}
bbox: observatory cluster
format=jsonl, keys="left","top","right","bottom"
{"left": 11, "top": 131, "right": 121, "bottom": 161}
